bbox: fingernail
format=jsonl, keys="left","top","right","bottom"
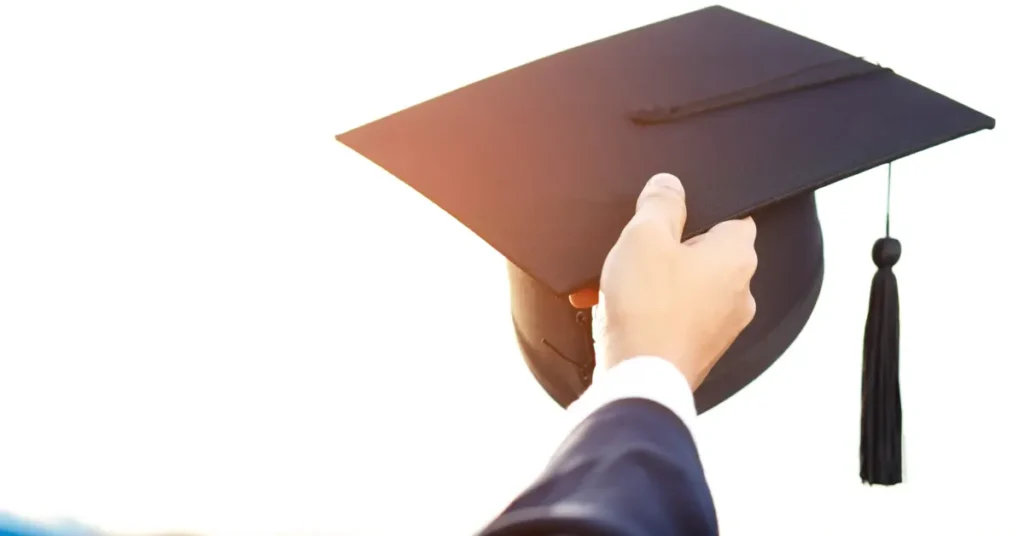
{"left": 647, "top": 173, "right": 683, "bottom": 192}
{"left": 568, "top": 288, "right": 600, "bottom": 309}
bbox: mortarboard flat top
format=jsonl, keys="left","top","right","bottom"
{"left": 337, "top": 5, "right": 995, "bottom": 484}
{"left": 339, "top": 5, "right": 993, "bottom": 297}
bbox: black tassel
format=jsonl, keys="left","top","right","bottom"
{"left": 860, "top": 163, "right": 903, "bottom": 486}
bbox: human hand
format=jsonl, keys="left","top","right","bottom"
{"left": 570, "top": 173, "right": 758, "bottom": 391}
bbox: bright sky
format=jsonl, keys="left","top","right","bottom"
{"left": 0, "top": 1, "right": 1020, "bottom": 535}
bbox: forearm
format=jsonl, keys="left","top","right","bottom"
{"left": 480, "top": 357, "right": 717, "bottom": 536}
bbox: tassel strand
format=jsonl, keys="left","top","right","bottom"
{"left": 860, "top": 163, "right": 903, "bottom": 485}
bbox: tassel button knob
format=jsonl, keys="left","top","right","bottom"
{"left": 872, "top": 237, "right": 901, "bottom": 268}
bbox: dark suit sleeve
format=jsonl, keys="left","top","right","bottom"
{"left": 478, "top": 398, "right": 717, "bottom": 536}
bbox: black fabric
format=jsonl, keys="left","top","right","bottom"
{"left": 338, "top": 5, "right": 994, "bottom": 297}
{"left": 478, "top": 398, "right": 717, "bottom": 535}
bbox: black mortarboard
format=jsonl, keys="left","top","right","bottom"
{"left": 336, "top": 5, "right": 995, "bottom": 485}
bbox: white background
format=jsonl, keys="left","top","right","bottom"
{"left": 1, "top": 1, "right": 1020, "bottom": 534}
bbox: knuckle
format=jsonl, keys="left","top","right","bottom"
{"left": 619, "top": 220, "right": 666, "bottom": 251}
{"left": 728, "top": 247, "right": 757, "bottom": 279}
{"left": 735, "top": 290, "right": 756, "bottom": 323}
{"left": 719, "top": 217, "right": 756, "bottom": 242}
{"left": 638, "top": 180, "right": 685, "bottom": 212}
{"left": 628, "top": 207, "right": 681, "bottom": 241}
{"left": 709, "top": 219, "right": 735, "bottom": 234}
{"left": 622, "top": 215, "right": 658, "bottom": 239}
{"left": 714, "top": 218, "right": 755, "bottom": 244}
{"left": 744, "top": 216, "right": 758, "bottom": 240}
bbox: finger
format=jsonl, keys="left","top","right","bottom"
{"left": 683, "top": 216, "right": 755, "bottom": 248}
{"left": 569, "top": 287, "right": 600, "bottom": 309}
{"left": 696, "top": 218, "right": 758, "bottom": 281}
{"left": 744, "top": 290, "right": 757, "bottom": 324}
{"left": 696, "top": 291, "right": 757, "bottom": 383}
{"left": 633, "top": 173, "right": 688, "bottom": 240}
{"left": 704, "top": 216, "right": 757, "bottom": 246}
{"left": 683, "top": 233, "right": 705, "bottom": 246}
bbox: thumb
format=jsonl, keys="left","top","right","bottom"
{"left": 632, "top": 173, "right": 688, "bottom": 240}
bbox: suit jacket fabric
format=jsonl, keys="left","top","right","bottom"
{"left": 479, "top": 398, "right": 717, "bottom": 535}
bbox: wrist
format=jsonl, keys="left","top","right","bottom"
{"left": 596, "top": 332, "right": 699, "bottom": 391}
{"left": 569, "top": 355, "right": 699, "bottom": 443}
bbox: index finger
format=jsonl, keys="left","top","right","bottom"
{"left": 703, "top": 216, "right": 757, "bottom": 246}
{"left": 632, "top": 173, "right": 688, "bottom": 240}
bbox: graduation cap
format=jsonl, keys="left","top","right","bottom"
{"left": 337, "top": 5, "right": 995, "bottom": 485}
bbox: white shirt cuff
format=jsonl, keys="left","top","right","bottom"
{"left": 564, "top": 356, "right": 698, "bottom": 434}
